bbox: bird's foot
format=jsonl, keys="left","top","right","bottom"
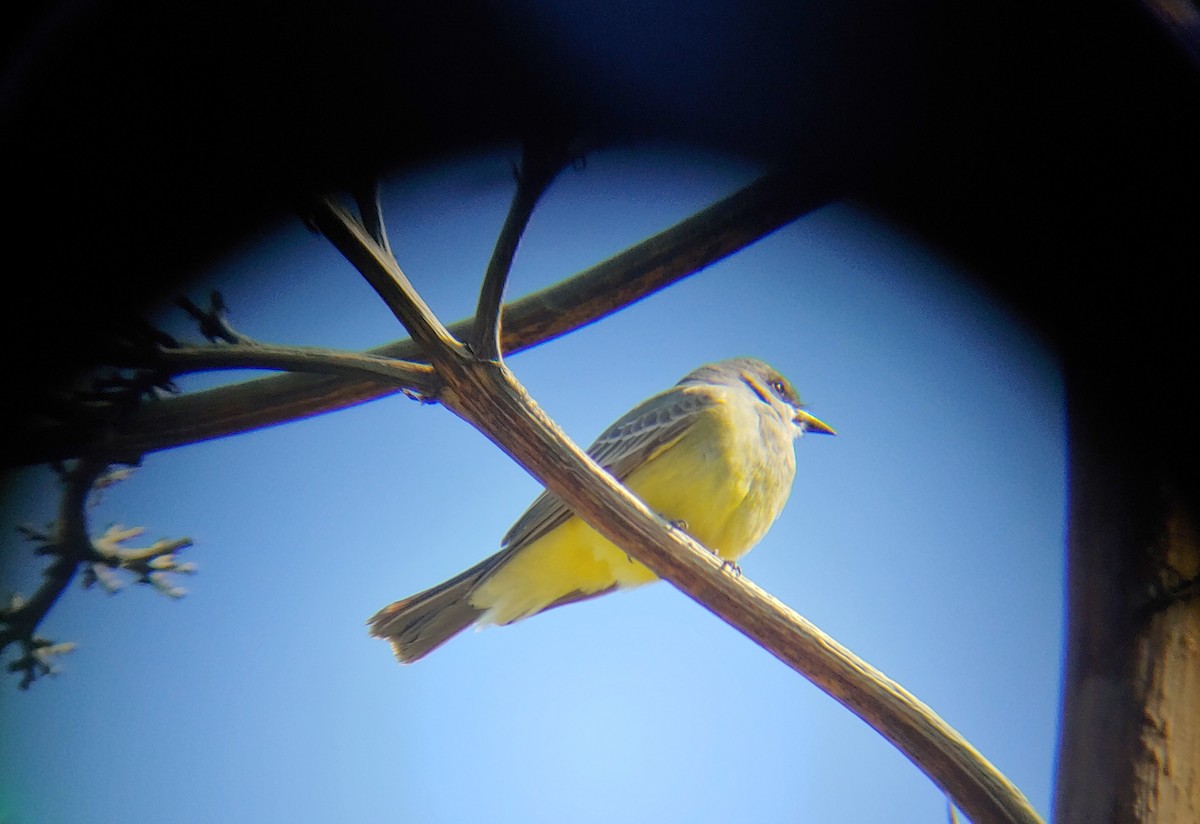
{"left": 719, "top": 558, "right": 742, "bottom": 578}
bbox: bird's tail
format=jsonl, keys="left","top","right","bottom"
{"left": 368, "top": 557, "right": 499, "bottom": 663}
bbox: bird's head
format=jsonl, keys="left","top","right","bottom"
{"left": 708, "top": 357, "right": 836, "bottom": 438}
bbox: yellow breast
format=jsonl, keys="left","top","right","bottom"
{"left": 469, "top": 400, "right": 796, "bottom": 626}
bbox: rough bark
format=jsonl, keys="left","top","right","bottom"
{"left": 1055, "top": 387, "right": 1200, "bottom": 823}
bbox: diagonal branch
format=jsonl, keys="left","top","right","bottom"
{"left": 353, "top": 181, "right": 393, "bottom": 258}
{"left": 427, "top": 357, "right": 1043, "bottom": 824}
{"left": 177, "top": 292, "right": 252, "bottom": 345}
{"left": 471, "top": 141, "right": 569, "bottom": 361}
{"left": 305, "top": 196, "right": 467, "bottom": 368}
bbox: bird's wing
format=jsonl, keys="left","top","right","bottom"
{"left": 499, "top": 385, "right": 718, "bottom": 552}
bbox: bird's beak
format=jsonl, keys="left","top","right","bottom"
{"left": 795, "top": 409, "right": 836, "bottom": 435}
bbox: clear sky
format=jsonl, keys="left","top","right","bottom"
{"left": 1, "top": 146, "right": 1065, "bottom": 823}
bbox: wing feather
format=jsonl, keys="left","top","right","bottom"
{"left": 499, "top": 385, "right": 717, "bottom": 552}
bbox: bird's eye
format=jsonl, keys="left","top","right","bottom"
{"left": 770, "top": 379, "right": 786, "bottom": 397}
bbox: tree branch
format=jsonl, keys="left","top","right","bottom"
{"left": 177, "top": 292, "right": 253, "bottom": 345}
{"left": 2, "top": 461, "right": 196, "bottom": 688}
{"left": 427, "top": 357, "right": 1042, "bottom": 824}
{"left": 305, "top": 195, "right": 468, "bottom": 368}
{"left": 1, "top": 460, "right": 104, "bottom": 661}
{"left": 353, "top": 180, "right": 393, "bottom": 257}
{"left": 150, "top": 342, "right": 439, "bottom": 396}
{"left": 7, "top": 166, "right": 840, "bottom": 467}
{"left": 471, "top": 141, "right": 568, "bottom": 361}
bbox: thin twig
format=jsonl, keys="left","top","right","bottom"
{"left": 3, "top": 462, "right": 195, "bottom": 686}
{"left": 354, "top": 181, "right": 394, "bottom": 257}
{"left": 1, "top": 459, "right": 106, "bottom": 686}
{"left": 177, "top": 292, "right": 252, "bottom": 345}
{"left": 306, "top": 196, "right": 467, "bottom": 368}
{"left": 471, "top": 141, "right": 568, "bottom": 361}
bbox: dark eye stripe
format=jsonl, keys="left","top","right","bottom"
{"left": 740, "top": 375, "right": 771, "bottom": 404}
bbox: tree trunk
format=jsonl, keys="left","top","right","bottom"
{"left": 1055, "top": 385, "right": 1200, "bottom": 823}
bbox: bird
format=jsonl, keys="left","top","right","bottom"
{"left": 368, "top": 357, "right": 834, "bottom": 663}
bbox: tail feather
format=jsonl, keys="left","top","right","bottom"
{"left": 368, "top": 558, "right": 497, "bottom": 663}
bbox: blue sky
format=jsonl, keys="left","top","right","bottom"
{"left": 1, "top": 146, "right": 1065, "bottom": 823}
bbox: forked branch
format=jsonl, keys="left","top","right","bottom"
{"left": 8, "top": 167, "right": 839, "bottom": 467}
{"left": 1, "top": 462, "right": 195, "bottom": 688}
